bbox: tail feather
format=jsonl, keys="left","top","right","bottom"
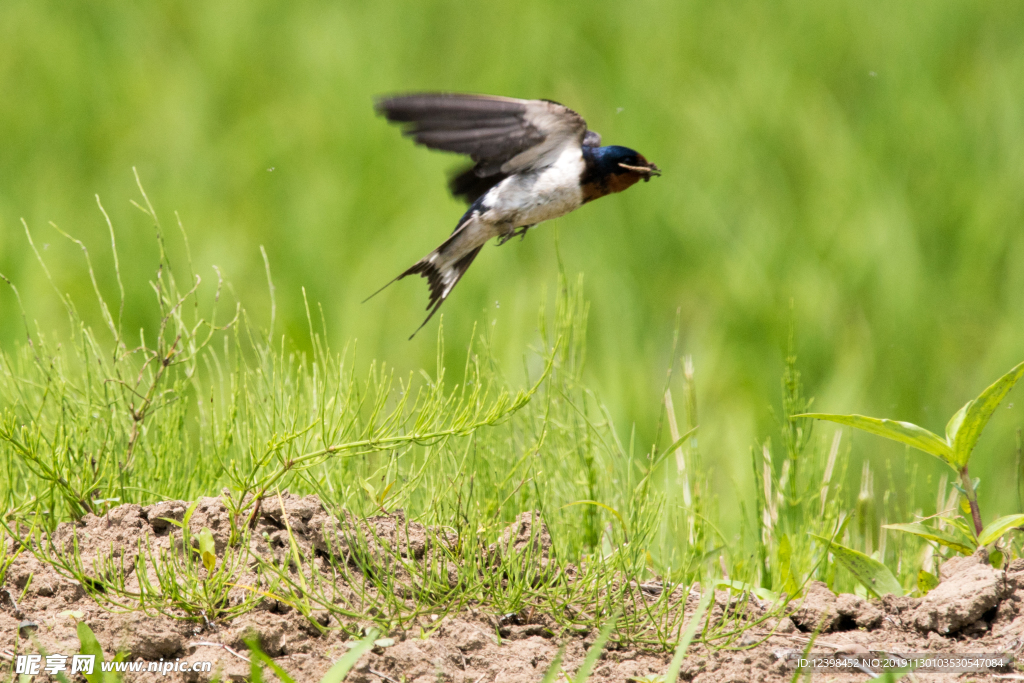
{"left": 364, "top": 209, "right": 489, "bottom": 338}
{"left": 402, "top": 246, "right": 482, "bottom": 339}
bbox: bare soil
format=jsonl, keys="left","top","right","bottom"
{"left": 2, "top": 495, "right": 1023, "bottom": 681}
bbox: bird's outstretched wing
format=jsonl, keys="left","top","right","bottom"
{"left": 377, "top": 93, "right": 599, "bottom": 203}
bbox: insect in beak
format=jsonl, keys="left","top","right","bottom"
{"left": 618, "top": 162, "right": 662, "bottom": 180}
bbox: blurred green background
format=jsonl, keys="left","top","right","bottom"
{"left": 2, "top": 0, "right": 1024, "bottom": 525}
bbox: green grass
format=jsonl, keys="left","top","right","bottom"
{"left": 0, "top": 196, "right": 721, "bottom": 650}
{"left": 3, "top": 0, "right": 1024, "bottom": 531}
{"left": 2, "top": 188, "right": 1024, "bottom": 683}
{"left": 5, "top": 191, "right": 1020, "bottom": 629}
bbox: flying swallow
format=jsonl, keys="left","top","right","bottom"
{"left": 371, "top": 92, "right": 660, "bottom": 337}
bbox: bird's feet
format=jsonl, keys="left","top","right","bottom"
{"left": 496, "top": 224, "right": 534, "bottom": 246}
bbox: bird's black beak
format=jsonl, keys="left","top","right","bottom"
{"left": 619, "top": 162, "right": 662, "bottom": 180}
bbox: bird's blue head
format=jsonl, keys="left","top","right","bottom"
{"left": 591, "top": 145, "right": 660, "bottom": 176}
{"left": 581, "top": 145, "right": 661, "bottom": 202}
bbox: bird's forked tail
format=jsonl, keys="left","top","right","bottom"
{"left": 363, "top": 219, "right": 486, "bottom": 338}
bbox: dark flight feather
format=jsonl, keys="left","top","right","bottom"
{"left": 399, "top": 246, "right": 483, "bottom": 339}
{"left": 376, "top": 93, "right": 595, "bottom": 181}
{"left": 448, "top": 164, "right": 509, "bottom": 205}
{"left": 377, "top": 94, "right": 544, "bottom": 168}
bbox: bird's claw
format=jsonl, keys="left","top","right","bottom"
{"left": 497, "top": 225, "right": 532, "bottom": 246}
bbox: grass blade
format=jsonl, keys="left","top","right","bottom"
{"left": 573, "top": 610, "right": 620, "bottom": 683}
{"left": 320, "top": 629, "right": 379, "bottom": 683}
{"left": 664, "top": 587, "right": 713, "bottom": 683}
{"left": 246, "top": 638, "right": 295, "bottom": 683}
{"left": 652, "top": 425, "right": 699, "bottom": 470}
{"left": 539, "top": 646, "right": 566, "bottom": 683}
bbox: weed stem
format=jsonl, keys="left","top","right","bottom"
{"left": 959, "top": 465, "right": 983, "bottom": 537}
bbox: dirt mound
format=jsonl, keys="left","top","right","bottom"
{"left": 2, "top": 496, "right": 1023, "bottom": 681}
{"left": 790, "top": 582, "right": 883, "bottom": 632}
{"left": 788, "top": 554, "right": 1024, "bottom": 641}
{"left": 913, "top": 554, "right": 1010, "bottom": 635}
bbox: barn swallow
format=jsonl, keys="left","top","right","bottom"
{"left": 370, "top": 92, "right": 660, "bottom": 337}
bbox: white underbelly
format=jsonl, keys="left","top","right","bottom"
{"left": 481, "top": 146, "right": 585, "bottom": 227}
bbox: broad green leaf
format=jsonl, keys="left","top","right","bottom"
{"left": 106, "top": 651, "right": 126, "bottom": 683}
{"left": 810, "top": 534, "right": 904, "bottom": 598}
{"left": 978, "top": 513, "right": 1024, "bottom": 546}
{"left": 664, "top": 588, "right": 714, "bottom": 683}
{"left": 948, "top": 515, "right": 977, "bottom": 541}
{"left": 917, "top": 570, "right": 939, "bottom": 594}
{"left": 573, "top": 610, "right": 620, "bottom": 683}
{"left": 945, "top": 402, "right": 970, "bottom": 445}
{"left": 198, "top": 528, "right": 217, "bottom": 573}
{"left": 882, "top": 522, "right": 975, "bottom": 554}
{"left": 952, "top": 360, "right": 1024, "bottom": 468}
{"left": 796, "top": 414, "right": 954, "bottom": 470}
{"left": 320, "top": 629, "right": 378, "bottom": 683}
{"left": 76, "top": 622, "right": 105, "bottom": 683}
